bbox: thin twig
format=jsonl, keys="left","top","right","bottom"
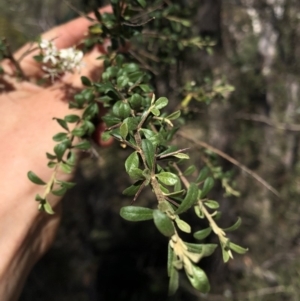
{"left": 128, "top": 49, "right": 158, "bottom": 75}
{"left": 177, "top": 131, "right": 280, "bottom": 198}
{"left": 64, "top": 0, "right": 95, "bottom": 22}
{"left": 236, "top": 113, "right": 300, "bottom": 132}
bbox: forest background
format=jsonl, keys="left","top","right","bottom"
{"left": 1, "top": 0, "right": 300, "bottom": 300}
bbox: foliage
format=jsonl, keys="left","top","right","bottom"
{"left": 0, "top": 0, "right": 245, "bottom": 295}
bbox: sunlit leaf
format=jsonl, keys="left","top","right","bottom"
{"left": 155, "top": 97, "right": 168, "bottom": 109}
{"left": 156, "top": 172, "right": 178, "bottom": 186}
{"left": 175, "top": 218, "right": 191, "bottom": 233}
{"left": 205, "top": 200, "right": 219, "bottom": 210}
{"left": 125, "top": 152, "right": 139, "bottom": 174}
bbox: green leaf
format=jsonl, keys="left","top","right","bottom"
{"left": 56, "top": 180, "right": 76, "bottom": 189}
{"left": 51, "top": 186, "right": 67, "bottom": 196}
{"left": 54, "top": 118, "right": 69, "bottom": 131}
{"left": 221, "top": 246, "right": 231, "bottom": 263}
{"left": 41, "top": 201, "right": 55, "bottom": 215}
{"left": 124, "top": 117, "right": 140, "bottom": 131}
{"left": 200, "top": 177, "right": 214, "bottom": 198}
{"left": 156, "top": 172, "right": 178, "bottom": 186}
{"left": 185, "top": 243, "right": 217, "bottom": 257}
{"left": 155, "top": 97, "right": 168, "bottom": 109}
{"left": 137, "top": 0, "right": 146, "bottom": 8}
{"left": 193, "top": 227, "right": 212, "bottom": 240}
{"left": 128, "top": 168, "right": 144, "bottom": 181}
{"left": 201, "top": 244, "right": 218, "bottom": 257}
{"left": 46, "top": 152, "right": 57, "bottom": 160}
{"left": 27, "top": 171, "right": 46, "bottom": 185}
{"left": 175, "top": 183, "right": 199, "bottom": 214}
{"left": 71, "top": 126, "right": 87, "bottom": 137}
{"left": 35, "top": 194, "right": 44, "bottom": 202}
{"left": 125, "top": 152, "right": 139, "bottom": 174}
{"left": 129, "top": 94, "right": 143, "bottom": 110}
{"left": 151, "top": 107, "right": 160, "bottom": 116}
{"left": 175, "top": 218, "right": 191, "bottom": 233}
{"left": 153, "top": 209, "right": 175, "bottom": 237}
{"left": 112, "top": 100, "right": 131, "bottom": 119}
{"left": 60, "top": 162, "right": 73, "bottom": 174}
{"left": 185, "top": 264, "right": 210, "bottom": 293}
{"left": 173, "top": 153, "right": 190, "bottom": 159}
{"left": 223, "top": 217, "right": 242, "bottom": 232}
{"left": 52, "top": 132, "right": 68, "bottom": 142}
{"left": 123, "top": 182, "right": 142, "bottom": 196}
{"left": 54, "top": 142, "right": 69, "bottom": 161}
{"left": 167, "top": 242, "right": 174, "bottom": 277}
{"left": 120, "top": 122, "right": 128, "bottom": 139}
{"left": 205, "top": 200, "right": 219, "bottom": 209}
{"left": 166, "top": 110, "right": 181, "bottom": 120}
{"left": 101, "top": 131, "right": 112, "bottom": 142}
{"left": 66, "top": 151, "right": 76, "bottom": 166}
{"left": 184, "top": 165, "right": 196, "bottom": 176}
{"left": 194, "top": 205, "right": 204, "bottom": 219}
{"left": 73, "top": 140, "right": 91, "bottom": 150}
{"left": 47, "top": 161, "right": 56, "bottom": 168}
{"left": 139, "top": 84, "right": 152, "bottom": 93}
{"left": 141, "top": 139, "right": 155, "bottom": 170}
{"left": 196, "top": 167, "right": 209, "bottom": 182}
{"left": 81, "top": 76, "right": 92, "bottom": 86}
{"left": 140, "top": 129, "right": 160, "bottom": 146}
{"left": 83, "top": 103, "right": 99, "bottom": 119}
{"left": 64, "top": 114, "right": 80, "bottom": 123}
{"left": 120, "top": 206, "right": 154, "bottom": 221}
{"left": 168, "top": 267, "right": 179, "bottom": 296}
{"left": 229, "top": 242, "right": 248, "bottom": 254}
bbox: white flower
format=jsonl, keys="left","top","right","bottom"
{"left": 42, "top": 48, "right": 59, "bottom": 65}
{"left": 39, "top": 39, "right": 52, "bottom": 49}
{"left": 59, "top": 47, "right": 84, "bottom": 72}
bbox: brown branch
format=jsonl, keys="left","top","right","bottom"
{"left": 177, "top": 131, "right": 280, "bottom": 198}
{"left": 236, "top": 113, "right": 300, "bottom": 132}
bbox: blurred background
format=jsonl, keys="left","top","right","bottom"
{"left": 1, "top": 0, "right": 300, "bottom": 300}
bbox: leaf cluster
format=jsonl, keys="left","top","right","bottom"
{"left": 24, "top": 0, "right": 245, "bottom": 296}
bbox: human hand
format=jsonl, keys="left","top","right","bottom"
{"left": 0, "top": 6, "right": 111, "bottom": 300}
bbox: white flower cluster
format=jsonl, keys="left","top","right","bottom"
{"left": 38, "top": 39, "right": 84, "bottom": 80}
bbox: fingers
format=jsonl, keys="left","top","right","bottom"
{"left": 13, "top": 5, "right": 112, "bottom": 78}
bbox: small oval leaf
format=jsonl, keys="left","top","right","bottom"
{"left": 156, "top": 172, "right": 178, "bottom": 186}
{"left": 185, "top": 264, "right": 210, "bottom": 293}
{"left": 125, "top": 152, "right": 139, "bottom": 174}
{"left": 193, "top": 227, "right": 212, "bottom": 240}
{"left": 120, "top": 206, "right": 154, "bottom": 222}
{"left": 155, "top": 97, "right": 168, "bottom": 109}
{"left": 27, "top": 171, "right": 46, "bottom": 185}
{"left": 153, "top": 209, "right": 175, "bottom": 237}
{"left": 200, "top": 177, "right": 214, "bottom": 198}
{"left": 175, "top": 218, "right": 191, "bottom": 233}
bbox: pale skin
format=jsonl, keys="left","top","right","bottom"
{"left": 0, "top": 6, "right": 112, "bottom": 300}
